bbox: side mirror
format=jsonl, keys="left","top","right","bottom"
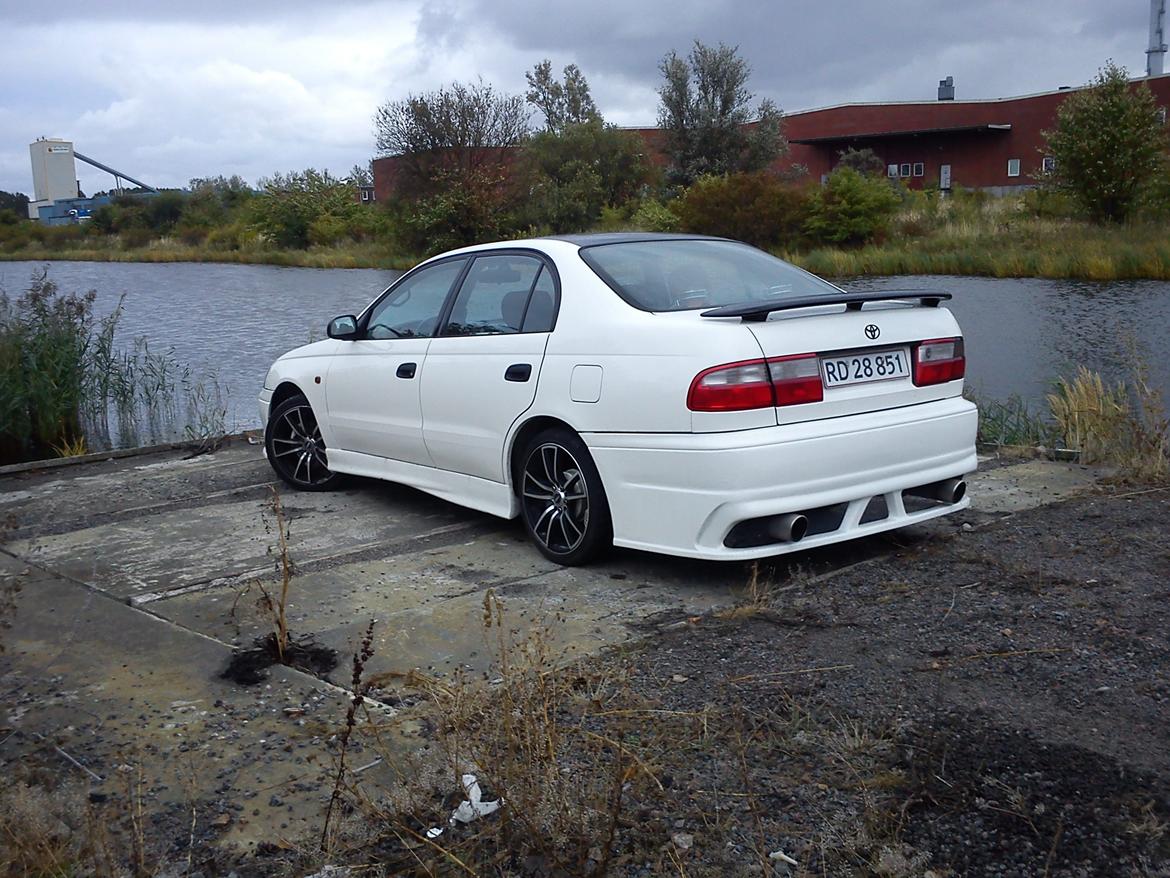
{"left": 327, "top": 315, "right": 358, "bottom": 340}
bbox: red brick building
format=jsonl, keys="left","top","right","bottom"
{"left": 372, "top": 74, "right": 1170, "bottom": 200}
{"left": 780, "top": 73, "right": 1170, "bottom": 192}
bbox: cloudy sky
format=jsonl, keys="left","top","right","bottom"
{"left": 0, "top": 0, "right": 1151, "bottom": 197}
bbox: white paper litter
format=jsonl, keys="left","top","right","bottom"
{"left": 449, "top": 773, "right": 502, "bottom": 824}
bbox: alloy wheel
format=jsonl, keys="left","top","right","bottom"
{"left": 269, "top": 403, "right": 333, "bottom": 487}
{"left": 521, "top": 442, "right": 590, "bottom": 555}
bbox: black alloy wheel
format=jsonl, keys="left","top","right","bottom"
{"left": 265, "top": 395, "right": 342, "bottom": 491}
{"left": 519, "top": 428, "right": 611, "bottom": 565}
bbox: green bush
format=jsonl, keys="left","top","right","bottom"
{"left": 393, "top": 168, "right": 518, "bottom": 256}
{"left": 674, "top": 172, "right": 809, "bottom": 248}
{"left": 629, "top": 199, "right": 680, "bottom": 232}
{"left": 1022, "top": 187, "right": 1079, "bottom": 219}
{"left": 308, "top": 213, "right": 349, "bottom": 247}
{"left": 804, "top": 167, "right": 901, "bottom": 246}
{"left": 514, "top": 121, "right": 652, "bottom": 233}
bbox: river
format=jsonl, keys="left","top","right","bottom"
{"left": 2, "top": 260, "right": 1168, "bottom": 438}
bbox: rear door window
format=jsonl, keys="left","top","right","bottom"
{"left": 442, "top": 254, "right": 545, "bottom": 336}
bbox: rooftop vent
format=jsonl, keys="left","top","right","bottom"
{"left": 938, "top": 76, "right": 955, "bottom": 101}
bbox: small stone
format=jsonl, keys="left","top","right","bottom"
{"left": 961, "top": 522, "right": 973, "bottom": 532}
{"left": 671, "top": 832, "right": 694, "bottom": 851}
{"left": 671, "top": 674, "right": 689, "bottom": 683}
{"left": 211, "top": 814, "right": 231, "bottom": 828}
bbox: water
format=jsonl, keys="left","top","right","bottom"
{"left": 2, "top": 262, "right": 1167, "bottom": 439}
{"left": 846, "top": 275, "right": 1170, "bottom": 406}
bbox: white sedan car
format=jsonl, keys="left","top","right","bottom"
{"left": 260, "top": 234, "right": 977, "bottom": 565}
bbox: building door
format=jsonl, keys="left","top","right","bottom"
{"left": 940, "top": 164, "right": 952, "bottom": 190}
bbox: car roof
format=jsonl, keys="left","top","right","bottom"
{"left": 544, "top": 232, "right": 726, "bottom": 247}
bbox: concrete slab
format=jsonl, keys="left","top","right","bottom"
{"left": 0, "top": 552, "right": 365, "bottom": 849}
{"left": 968, "top": 459, "right": 1101, "bottom": 514}
{"left": 156, "top": 529, "right": 730, "bottom": 686}
{"left": 5, "top": 486, "right": 482, "bottom": 603}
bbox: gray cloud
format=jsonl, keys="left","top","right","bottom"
{"left": 0, "top": 0, "right": 1153, "bottom": 195}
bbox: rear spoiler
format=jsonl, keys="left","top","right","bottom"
{"left": 700, "top": 291, "right": 951, "bottom": 322}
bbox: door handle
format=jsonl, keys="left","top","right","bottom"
{"left": 504, "top": 363, "right": 532, "bottom": 382}
{"left": 396, "top": 362, "right": 417, "bottom": 379}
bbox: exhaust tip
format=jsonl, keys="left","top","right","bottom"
{"left": 940, "top": 478, "right": 966, "bottom": 504}
{"left": 768, "top": 513, "right": 808, "bottom": 543}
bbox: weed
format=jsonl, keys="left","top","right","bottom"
{"left": 222, "top": 488, "right": 337, "bottom": 683}
{"left": 966, "top": 389, "right": 1058, "bottom": 449}
{"left": 0, "top": 268, "right": 226, "bottom": 464}
{"left": 1048, "top": 352, "right": 1169, "bottom": 480}
{"left": 321, "top": 618, "right": 377, "bottom": 853}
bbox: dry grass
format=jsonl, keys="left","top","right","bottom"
{"left": 1048, "top": 356, "right": 1169, "bottom": 481}
{"left": 336, "top": 590, "right": 669, "bottom": 875}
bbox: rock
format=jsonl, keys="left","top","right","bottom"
{"left": 671, "top": 674, "right": 689, "bottom": 683}
{"left": 671, "top": 832, "right": 694, "bottom": 850}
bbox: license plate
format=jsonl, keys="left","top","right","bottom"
{"left": 821, "top": 347, "right": 911, "bottom": 388}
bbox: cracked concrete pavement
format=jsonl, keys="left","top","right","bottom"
{"left": 0, "top": 439, "right": 1102, "bottom": 849}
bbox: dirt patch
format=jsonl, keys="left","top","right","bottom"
{"left": 323, "top": 485, "right": 1170, "bottom": 876}
{"left": 220, "top": 632, "right": 338, "bottom": 685}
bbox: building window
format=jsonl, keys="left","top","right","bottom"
{"left": 887, "top": 164, "right": 899, "bottom": 178}
{"left": 899, "top": 163, "right": 911, "bottom": 178}
{"left": 912, "top": 162, "right": 924, "bottom": 177}
{"left": 1042, "top": 156, "right": 1056, "bottom": 173}
{"left": 1007, "top": 158, "right": 1021, "bottom": 178}
{"left": 361, "top": 189, "right": 370, "bottom": 202}
{"left": 1157, "top": 107, "right": 1167, "bottom": 125}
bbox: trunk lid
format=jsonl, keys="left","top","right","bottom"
{"left": 740, "top": 299, "right": 965, "bottom": 425}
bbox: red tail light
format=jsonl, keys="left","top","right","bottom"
{"left": 688, "top": 359, "right": 774, "bottom": 411}
{"left": 688, "top": 354, "right": 824, "bottom": 412}
{"left": 768, "top": 354, "right": 824, "bottom": 406}
{"left": 913, "top": 337, "right": 965, "bottom": 386}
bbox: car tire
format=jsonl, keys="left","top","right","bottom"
{"left": 518, "top": 427, "right": 612, "bottom": 566}
{"left": 265, "top": 394, "right": 343, "bottom": 492}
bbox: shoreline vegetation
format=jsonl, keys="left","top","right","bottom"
{"left": 3, "top": 211, "right": 1170, "bottom": 281}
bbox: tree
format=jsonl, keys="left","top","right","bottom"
{"left": 0, "top": 191, "right": 30, "bottom": 218}
{"left": 656, "top": 41, "right": 785, "bottom": 185}
{"left": 347, "top": 163, "right": 373, "bottom": 187}
{"left": 373, "top": 80, "right": 529, "bottom": 194}
{"left": 516, "top": 119, "right": 651, "bottom": 232}
{"left": 804, "top": 167, "right": 901, "bottom": 246}
{"left": 1042, "top": 61, "right": 1169, "bottom": 223}
{"left": 835, "top": 147, "right": 886, "bottom": 177}
{"left": 525, "top": 60, "right": 601, "bottom": 133}
{"left": 250, "top": 169, "right": 359, "bottom": 249}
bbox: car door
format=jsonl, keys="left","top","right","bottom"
{"left": 421, "top": 253, "right": 558, "bottom": 482}
{"left": 324, "top": 257, "right": 467, "bottom": 465}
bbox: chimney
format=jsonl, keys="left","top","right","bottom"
{"left": 1149, "top": 0, "right": 1167, "bottom": 77}
{"left": 938, "top": 76, "right": 955, "bottom": 101}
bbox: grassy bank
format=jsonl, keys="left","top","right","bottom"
{"left": 788, "top": 216, "right": 1170, "bottom": 280}
{"left": 0, "top": 240, "right": 416, "bottom": 270}
{"left": 4, "top": 194, "right": 1170, "bottom": 279}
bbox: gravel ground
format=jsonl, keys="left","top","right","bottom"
{"left": 582, "top": 483, "right": 1170, "bottom": 877}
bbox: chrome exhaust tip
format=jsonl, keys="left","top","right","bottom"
{"left": 768, "top": 513, "right": 808, "bottom": 543}
{"left": 906, "top": 477, "right": 967, "bottom": 504}
{"left": 939, "top": 477, "right": 967, "bottom": 504}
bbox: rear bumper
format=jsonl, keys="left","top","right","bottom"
{"left": 586, "top": 396, "right": 978, "bottom": 560}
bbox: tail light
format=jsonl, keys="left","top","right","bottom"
{"left": 688, "top": 354, "right": 824, "bottom": 412}
{"left": 913, "top": 337, "right": 965, "bottom": 386}
{"left": 767, "top": 354, "right": 824, "bottom": 406}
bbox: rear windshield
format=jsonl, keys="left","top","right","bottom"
{"left": 579, "top": 239, "right": 841, "bottom": 312}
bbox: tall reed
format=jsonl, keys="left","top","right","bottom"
{"left": 0, "top": 269, "right": 227, "bottom": 465}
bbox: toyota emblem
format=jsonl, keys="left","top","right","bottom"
{"left": 864, "top": 324, "right": 880, "bottom": 340}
